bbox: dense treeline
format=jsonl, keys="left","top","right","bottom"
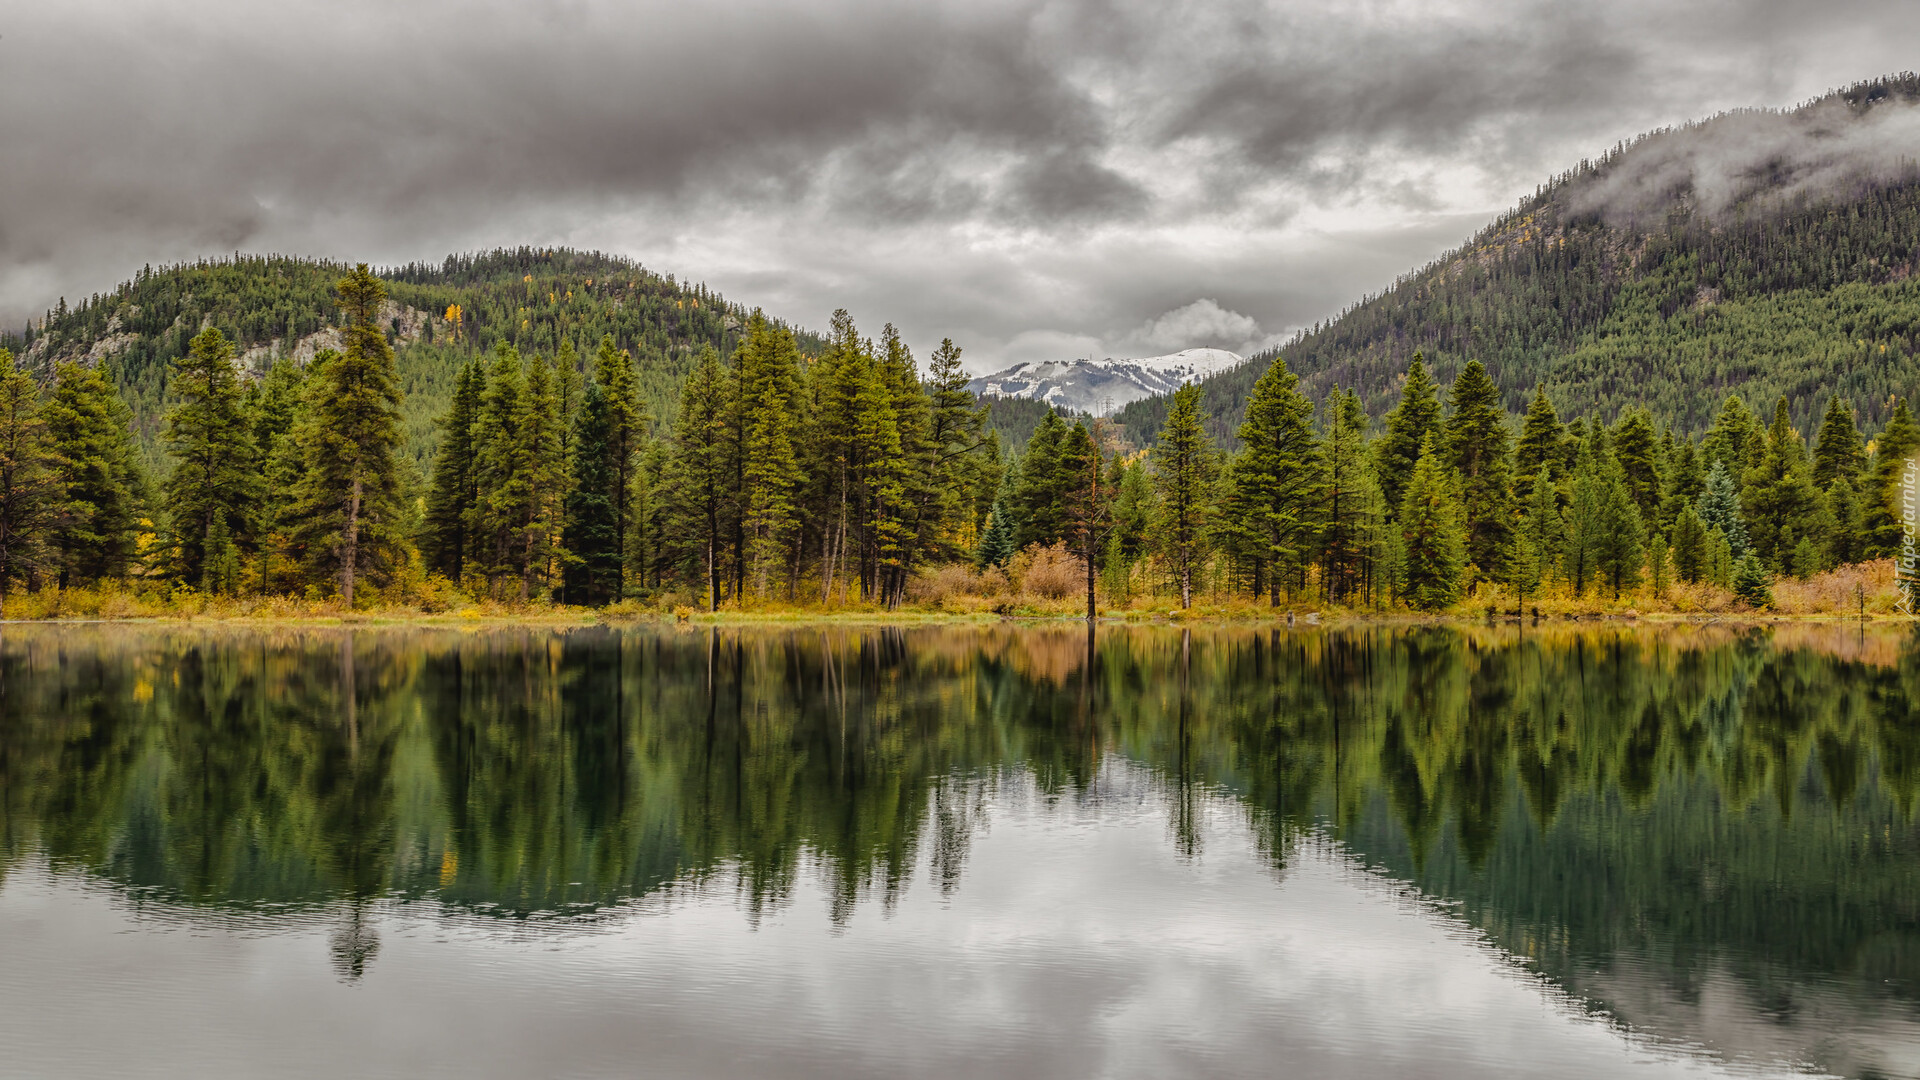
{"left": 992, "top": 350, "right": 1917, "bottom": 612}
{"left": 1, "top": 265, "right": 1913, "bottom": 615}
{"left": 1116, "top": 75, "right": 1920, "bottom": 446}
{"left": 6, "top": 248, "right": 814, "bottom": 474}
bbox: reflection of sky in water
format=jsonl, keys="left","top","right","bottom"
{"left": 0, "top": 761, "right": 1833, "bottom": 1080}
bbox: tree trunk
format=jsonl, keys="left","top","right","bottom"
{"left": 341, "top": 475, "right": 362, "bottom": 606}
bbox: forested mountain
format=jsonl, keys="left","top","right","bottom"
{"left": 1117, "top": 74, "right": 1920, "bottom": 447}
{"left": 5, "top": 248, "right": 816, "bottom": 471}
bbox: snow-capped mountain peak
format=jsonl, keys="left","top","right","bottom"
{"left": 967, "top": 348, "right": 1247, "bottom": 416}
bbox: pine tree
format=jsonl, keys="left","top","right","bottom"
{"left": 0, "top": 349, "right": 59, "bottom": 611}
{"left": 1372, "top": 352, "right": 1442, "bottom": 511}
{"left": 1517, "top": 468, "right": 1563, "bottom": 597}
{"left": 554, "top": 337, "right": 584, "bottom": 459}
{"left": 1151, "top": 384, "right": 1218, "bottom": 608}
{"left": 737, "top": 319, "right": 803, "bottom": 600}
{"left": 669, "top": 345, "right": 733, "bottom": 610}
{"left": 421, "top": 361, "right": 482, "bottom": 582}
{"left": 1318, "top": 389, "right": 1373, "bottom": 604}
{"left": 1611, "top": 407, "right": 1663, "bottom": 525}
{"left": 975, "top": 494, "right": 1017, "bottom": 569}
{"left": 1058, "top": 422, "right": 1108, "bottom": 619}
{"left": 1696, "top": 460, "right": 1751, "bottom": 557}
{"left": 1106, "top": 458, "right": 1153, "bottom": 596}
{"left": 1741, "top": 399, "right": 1821, "bottom": 571}
{"left": 1731, "top": 553, "right": 1773, "bottom": 608}
{"left": 473, "top": 343, "right": 531, "bottom": 593}
{"left": 561, "top": 384, "right": 620, "bottom": 604}
{"left": 1514, "top": 385, "right": 1564, "bottom": 485}
{"left": 250, "top": 357, "right": 310, "bottom": 593}
{"left": 1823, "top": 478, "right": 1864, "bottom": 568}
{"left": 1560, "top": 436, "right": 1606, "bottom": 595}
{"left": 1864, "top": 398, "right": 1920, "bottom": 557}
{"left": 1812, "top": 395, "right": 1866, "bottom": 490}
{"left": 293, "top": 267, "right": 405, "bottom": 605}
{"left": 1660, "top": 439, "right": 1704, "bottom": 534}
{"left": 1012, "top": 411, "right": 1071, "bottom": 550}
{"left": 1442, "top": 360, "right": 1514, "bottom": 583}
{"left": 1397, "top": 436, "right": 1467, "bottom": 611}
{"left": 898, "top": 337, "right": 988, "bottom": 594}
{"left": 1702, "top": 394, "right": 1763, "bottom": 477}
{"left": 1705, "top": 527, "right": 1734, "bottom": 587}
{"left": 1648, "top": 532, "right": 1671, "bottom": 597}
{"left": 1594, "top": 452, "right": 1646, "bottom": 599}
{"left": 1671, "top": 503, "right": 1708, "bottom": 583}
{"left": 518, "top": 351, "right": 568, "bottom": 597}
{"left": 162, "top": 328, "right": 258, "bottom": 590}
{"left": 44, "top": 361, "right": 141, "bottom": 585}
{"left": 591, "top": 334, "right": 642, "bottom": 596}
{"left": 1227, "top": 356, "right": 1323, "bottom": 605}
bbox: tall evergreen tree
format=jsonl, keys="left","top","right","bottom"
{"left": 1812, "top": 395, "right": 1867, "bottom": 490}
{"left": 0, "top": 349, "right": 58, "bottom": 611}
{"left": 1150, "top": 384, "right": 1217, "bottom": 608}
{"left": 518, "top": 351, "right": 568, "bottom": 595}
{"left": 1864, "top": 398, "right": 1920, "bottom": 557}
{"left": 1372, "top": 352, "right": 1442, "bottom": 512}
{"left": 669, "top": 345, "right": 733, "bottom": 610}
{"left": 737, "top": 319, "right": 803, "bottom": 600}
{"left": 1702, "top": 394, "right": 1763, "bottom": 477}
{"left": 1671, "top": 503, "right": 1708, "bottom": 583}
{"left": 44, "top": 361, "right": 141, "bottom": 585}
{"left": 1318, "top": 389, "right": 1373, "bottom": 604}
{"left": 1823, "top": 478, "right": 1864, "bottom": 568}
{"left": 1660, "top": 439, "right": 1704, "bottom": 534}
{"left": 1226, "top": 357, "right": 1323, "bottom": 605}
{"left": 1397, "top": 436, "right": 1467, "bottom": 611}
{"left": 975, "top": 493, "right": 1017, "bottom": 570}
{"left": 1741, "top": 399, "right": 1822, "bottom": 571}
{"left": 249, "top": 357, "right": 310, "bottom": 593}
{"left": 561, "top": 384, "right": 620, "bottom": 604}
{"left": 1696, "top": 459, "right": 1751, "bottom": 557}
{"left": 591, "top": 334, "right": 642, "bottom": 595}
{"left": 293, "top": 266, "right": 405, "bottom": 605}
{"left": 421, "top": 360, "right": 483, "bottom": 581}
{"left": 162, "top": 327, "right": 257, "bottom": 591}
{"left": 1012, "top": 411, "right": 1071, "bottom": 550}
{"left": 1517, "top": 468, "right": 1563, "bottom": 597}
{"left": 1611, "top": 407, "right": 1663, "bottom": 525}
{"left": 1514, "top": 385, "right": 1564, "bottom": 485}
{"left": 1058, "top": 422, "right": 1108, "bottom": 619}
{"left": 1442, "top": 359, "right": 1514, "bottom": 583}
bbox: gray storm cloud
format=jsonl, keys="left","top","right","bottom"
{"left": 5, "top": 0, "right": 1920, "bottom": 367}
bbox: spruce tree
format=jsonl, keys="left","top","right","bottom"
{"left": 1518, "top": 468, "right": 1563, "bottom": 596}
{"left": 738, "top": 320, "right": 803, "bottom": 600}
{"left": 1593, "top": 451, "right": 1646, "bottom": 599}
{"left": 1696, "top": 460, "right": 1750, "bottom": 557}
{"left": 1012, "top": 411, "right": 1070, "bottom": 550}
{"left": 1442, "top": 359, "right": 1513, "bottom": 583}
{"left": 44, "top": 361, "right": 141, "bottom": 585}
{"left": 1812, "top": 395, "right": 1866, "bottom": 490}
{"left": 669, "top": 345, "right": 733, "bottom": 610}
{"left": 0, "top": 349, "right": 59, "bottom": 611}
{"left": 591, "top": 334, "right": 642, "bottom": 595}
{"left": 1227, "top": 356, "right": 1323, "bottom": 604}
{"left": 1397, "top": 436, "right": 1467, "bottom": 611}
{"left": 1560, "top": 436, "right": 1606, "bottom": 595}
{"left": 1318, "top": 389, "right": 1372, "bottom": 604}
{"left": 1151, "top": 383, "right": 1217, "bottom": 608}
{"left": 1372, "top": 352, "right": 1442, "bottom": 512}
{"left": 975, "top": 495, "right": 1017, "bottom": 569}
{"left": 1660, "top": 439, "right": 1704, "bottom": 534}
{"left": 1864, "top": 399, "right": 1920, "bottom": 557}
{"left": 561, "top": 384, "right": 620, "bottom": 604}
{"left": 1731, "top": 553, "right": 1773, "bottom": 608}
{"left": 518, "top": 351, "right": 568, "bottom": 597}
{"left": 474, "top": 343, "right": 531, "bottom": 592}
{"left": 1058, "top": 422, "right": 1107, "bottom": 619}
{"left": 1647, "top": 532, "right": 1671, "bottom": 597}
{"left": 1741, "top": 399, "right": 1821, "bottom": 571}
{"left": 1611, "top": 408, "right": 1663, "bottom": 525}
{"left": 163, "top": 327, "right": 258, "bottom": 590}
{"left": 1702, "top": 394, "right": 1763, "bottom": 477}
{"left": 1514, "top": 385, "right": 1564, "bottom": 485}
{"left": 293, "top": 266, "right": 405, "bottom": 605}
{"left": 250, "top": 357, "right": 310, "bottom": 592}
{"left": 421, "top": 361, "right": 483, "bottom": 582}
{"left": 1823, "top": 478, "right": 1864, "bottom": 568}
{"left": 1671, "top": 503, "right": 1708, "bottom": 583}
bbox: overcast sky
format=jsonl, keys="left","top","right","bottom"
{"left": 5, "top": 0, "right": 1919, "bottom": 372}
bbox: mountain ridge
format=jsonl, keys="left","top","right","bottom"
{"left": 967, "top": 347, "right": 1247, "bottom": 416}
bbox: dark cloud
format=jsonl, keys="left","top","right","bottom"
{"left": 6, "top": 0, "right": 1920, "bottom": 366}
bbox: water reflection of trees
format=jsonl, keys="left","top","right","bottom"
{"left": 3, "top": 623, "right": 1919, "bottom": 991}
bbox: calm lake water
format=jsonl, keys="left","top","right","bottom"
{"left": 3, "top": 622, "right": 1919, "bottom": 1079}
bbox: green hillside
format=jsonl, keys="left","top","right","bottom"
{"left": 1116, "top": 74, "right": 1920, "bottom": 446}
{"left": 6, "top": 248, "right": 819, "bottom": 471}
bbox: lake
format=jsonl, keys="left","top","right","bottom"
{"left": 2, "top": 622, "right": 1918, "bottom": 1079}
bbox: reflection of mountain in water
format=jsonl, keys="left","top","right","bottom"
{"left": 3, "top": 624, "right": 1920, "bottom": 1074}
